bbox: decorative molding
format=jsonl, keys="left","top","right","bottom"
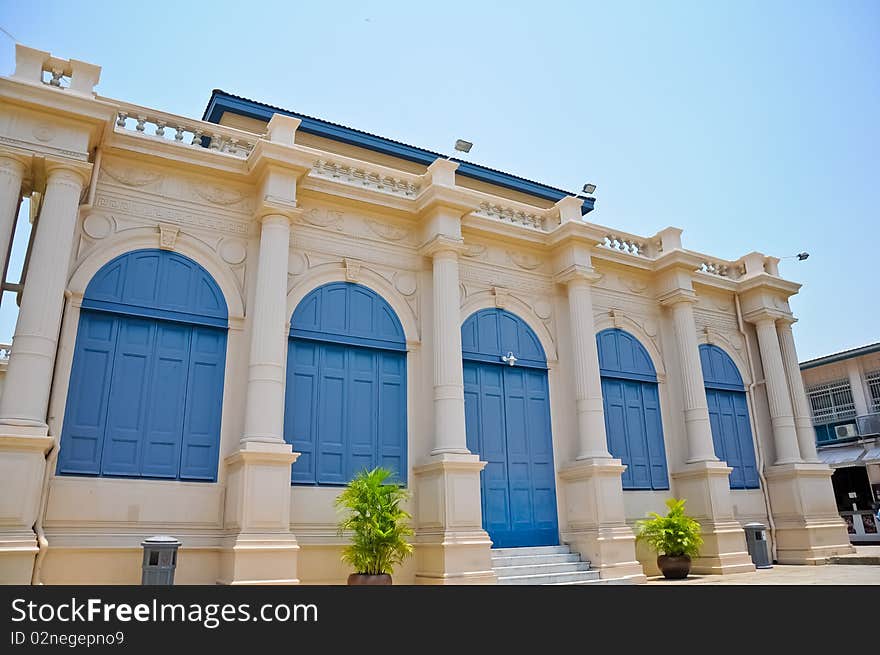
{"left": 158, "top": 223, "right": 179, "bottom": 250}
{"left": 506, "top": 250, "right": 544, "bottom": 271}
{"left": 94, "top": 193, "right": 249, "bottom": 236}
{"left": 81, "top": 213, "right": 114, "bottom": 240}
{"left": 366, "top": 219, "right": 410, "bottom": 242}
{"left": 0, "top": 135, "right": 89, "bottom": 161}
{"left": 32, "top": 123, "right": 56, "bottom": 143}
{"left": 300, "top": 207, "right": 344, "bottom": 230}
{"left": 461, "top": 243, "right": 488, "bottom": 259}
{"left": 532, "top": 298, "right": 552, "bottom": 321}
{"left": 623, "top": 277, "right": 649, "bottom": 294}
{"left": 343, "top": 257, "right": 362, "bottom": 282}
{"left": 191, "top": 182, "right": 250, "bottom": 207}
{"left": 393, "top": 272, "right": 417, "bottom": 297}
{"left": 492, "top": 286, "right": 509, "bottom": 309}
{"left": 101, "top": 164, "right": 164, "bottom": 188}
{"left": 218, "top": 238, "right": 247, "bottom": 265}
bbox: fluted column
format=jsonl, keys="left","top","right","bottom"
{"left": 0, "top": 156, "right": 26, "bottom": 281}
{"left": 754, "top": 317, "right": 802, "bottom": 464}
{"left": 559, "top": 268, "right": 611, "bottom": 459}
{"left": 0, "top": 163, "right": 87, "bottom": 430}
{"left": 777, "top": 319, "right": 819, "bottom": 463}
{"left": 666, "top": 294, "right": 718, "bottom": 463}
{"left": 426, "top": 238, "right": 469, "bottom": 455}
{"left": 241, "top": 213, "right": 292, "bottom": 444}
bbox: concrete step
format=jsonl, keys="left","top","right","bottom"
{"left": 497, "top": 569, "right": 602, "bottom": 585}
{"left": 828, "top": 554, "right": 880, "bottom": 565}
{"left": 494, "top": 561, "right": 592, "bottom": 578}
{"left": 491, "top": 545, "right": 571, "bottom": 558}
{"left": 549, "top": 576, "right": 638, "bottom": 586}
{"left": 491, "top": 552, "right": 582, "bottom": 567}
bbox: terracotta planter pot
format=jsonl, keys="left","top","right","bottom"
{"left": 347, "top": 573, "right": 392, "bottom": 585}
{"left": 657, "top": 555, "right": 692, "bottom": 580}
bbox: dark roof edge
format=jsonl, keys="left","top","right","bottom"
{"left": 202, "top": 90, "right": 595, "bottom": 215}
{"left": 799, "top": 342, "right": 880, "bottom": 370}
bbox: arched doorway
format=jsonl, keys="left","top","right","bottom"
{"left": 284, "top": 281, "right": 407, "bottom": 484}
{"left": 58, "top": 249, "right": 228, "bottom": 481}
{"left": 699, "top": 344, "right": 759, "bottom": 489}
{"left": 597, "top": 328, "right": 669, "bottom": 490}
{"left": 462, "top": 308, "right": 558, "bottom": 548}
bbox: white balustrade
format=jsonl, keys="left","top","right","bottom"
{"left": 473, "top": 201, "right": 547, "bottom": 231}
{"left": 113, "top": 103, "right": 260, "bottom": 158}
{"left": 698, "top": 260, "right": 744, "bottom": 279}
{"left": 601, "top": 233, "right": 648, "bottom": 256}
{"left": 310, "top": 159, "right": 421, "bottom": 197}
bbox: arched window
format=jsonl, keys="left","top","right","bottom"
{"left": 284, "top": 282, "right": 407, "bottom": 485}
{"left": 597, "top": 328, "right": 668, "bottom": 490}
{"left": 700, "top": 344, "right": 759, "bottom": 489}
{"left": 58, "top": 249, "right": 228, "bottom": 481}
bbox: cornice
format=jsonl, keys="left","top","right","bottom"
{"left": 418, "top": 234, "right": 467, "bottom": 258}
{"left": 546, "top": 219, "right": 604, "bottom": 249}
{"left": 735, "top": 272, "right": 801, "bottom": 297}
{"left": 657, "top": 287, "right": 698, "bottom": 307}
{"left": 553, "top": 264, "right": 602, "bottom": 286}
{"left": 1, "top": 77, "right": 118, "bottom": 127}
{"left": 414, "top": 184, "right": 479, "bottom": 217}
{"left": 652, "top": 248, "right": 705, "bottom": 273}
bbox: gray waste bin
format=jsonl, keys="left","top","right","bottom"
{"left": 141, "top": 535, "right": 181, "bottom": 585}
{"left": 742, "top": 523, "right": 772, "bottom": 569}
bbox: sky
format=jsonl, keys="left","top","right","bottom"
{"left": 0, "top": 0, "right": 877, "bottom": 360}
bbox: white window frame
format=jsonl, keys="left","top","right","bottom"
{"left": 866, "top": 370, "right": 880, "bottom": 414}
{"left": 805, "top": 378, "right": 856, "bottom": 424}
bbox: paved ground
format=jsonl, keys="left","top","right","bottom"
{"left": 645, "top": 546, "right": 880, "bottom": 585}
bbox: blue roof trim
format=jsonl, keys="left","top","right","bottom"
{"left": 799, "top": 342, "right": 880, "bottom": 371}
{"left": 203, "top": 90, "right": 595, "bottom": 215}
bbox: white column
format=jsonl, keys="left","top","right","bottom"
{"left": 0, "top": 156, "right": 25, "bottom": 280}
{"left": 754, "top": 317, "right": 803, "bottom": 464}
{"left": 668, "top": 296, "right": 718, "bottom": 463}
{"left": 0, "top": 163, "right": 86, "bottom": 430}
{"left": 777, "top": 320, "right": 820, "bottom": 462}
{"left": 563, "top": 272, "right": 611, "bottom": 459}
{"left": 429, "top": 244, "right": 469, "bottom": 455}
{"left": 241, "top": 213, "right": 291, "bottom": 444}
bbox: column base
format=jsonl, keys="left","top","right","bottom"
{"left": 0, "top": 434, "right": 54, "bottom": 584}
{"left": 672, "top": 461, "right": 755, "bottom": 575}
{"left": 559, "top": 458, "right": 646, "bottom": 583}
{"left": 217, "top": 533, "right": 300, "bottom": 585}
{"left": 764, "top": 462, "right": 855, "bottom": 564}
{"left": 412, "top": 453, "right": 496, "bottom": 585}
{"left": 218, "top": 441, "right": 301, "bottom": 585}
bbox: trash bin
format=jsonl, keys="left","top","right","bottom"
{"left": 742, "top": 523, "right": 772, "bottom": 569}
{"left": 141, "top": 535, "right": 181, "bottom": 585}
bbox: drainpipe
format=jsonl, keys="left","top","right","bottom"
{"left": 31, "top": 441, "right": 58, "bottom": 585}
{"left": 735, "top": 293, "right": 778, "bottom": 562}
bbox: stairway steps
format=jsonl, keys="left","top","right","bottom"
{"left": 491, "top": 553, "right": 582, "bottom": 567}
{"left": 497, "top": 569, "right": 602, "bottom": 585}
{"left": 491, "top": 545, "right": 572, "bottom": 557}
{"left": 493, "top": 561, "right": 592, "bottom": 577}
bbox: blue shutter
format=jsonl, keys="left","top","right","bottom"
{"left": 522, "top": 368, "right": 557, "bottom": 535}
{"left": 733, "top": 393, "right": 759, "bottom": 488}
{"left": 286, "top": 340, "right": 319, "bottom": 483}
{"left": 179, "top": 327, "right": 226, "bottom": 480}
{"left": 58, "top": 312, "right": 118, "bottom": 475}
{"left": 378, "top": 351, "right": 406, "bottom": 482}
{"left": 140, "top": 322, "right": 190, "bottom": 478}
{"left": 624, "top": 381, "right": 652, "bottom": 489}
{"left": 316, "top": 343, "right": 347, "bottom": 484}
{"left": 101, "top": 317, "right": 155, "bottom": 476}
{"left": 642, "top": 383, "right": 669, "bottom": 490}
{"left": 602, "top": 378, "right": 633, "bottom": 488}
{"left": 347, "top": 347, "right": 378, "bottom": 479}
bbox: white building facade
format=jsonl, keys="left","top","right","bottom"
{"left": 0, "top": 45, "right": 853, "bottom": 585}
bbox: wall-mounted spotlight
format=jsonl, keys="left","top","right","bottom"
{"left": 796, "top": 252, "right": 809, "bottom": 261}
{"left": 582, "top": 183, "right": 597, "bottom": 195}
{"left": 454, "top": 139, "right": 473, "bottom": 153}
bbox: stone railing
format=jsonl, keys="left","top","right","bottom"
{"left": 600, "top": 231, "right": 653, "bottom": 257}
{"left": 696, "top": 258, "right": 744, "bottom": 279}
{"left": 112, "top": 101, "right": 262, "bottom": 158}
{"left": 472, "top": 200, "right": 548, "bottom": 231}
{"left": 0, "top": 344, "right": 10, "bottom": 362}
{"left": 303, "top": 149, "right": 422, "bottom": 197}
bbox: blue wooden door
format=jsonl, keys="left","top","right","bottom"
{"left": 59, "top": 312, "right": 226, "bottom": 480}
{"left": 462, "top": 308, "right": 558, "bottom": 549}
{"left": 706, "top": 389, "right": 759, "bottom": 488}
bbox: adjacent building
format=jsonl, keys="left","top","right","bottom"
{"left": 0, "top": 44, "right": 853, "bottom": 585}
{"left": 801, "top": 343, "right": 880, "bottom": 542}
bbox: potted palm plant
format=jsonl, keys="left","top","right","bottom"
{"left": 335, "top": 466, "right": 414, "bottom": 585}
{"left": 635, "top": 498, "right": 703, "bottom": 579}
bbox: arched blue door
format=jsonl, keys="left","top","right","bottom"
{"left": 700, "top": 344, "right": 759, "bottom": 489}
{"left": 284, "top": 282, "right": 407, "bottom": 484}
{"left": 597, "top": 328, "right": 669, "bottom": 490}
{"left": 462, "top": 308, "right": 558, "bottom": 548}
{"left": 58, "top": 249, "right": 228, "bottom": 481}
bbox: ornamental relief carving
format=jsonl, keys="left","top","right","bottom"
{"left": 101, "top": 163, "right": 164, "bottom": 188}
{"left": 93, "top": 193, "right": 250, "bottom": 237}
{"left": 505, "top": 250, "right": 544, "bottom": 271}
{"left": 300, "top": 207, "right": 345, "bottom": 230}
{"left": 365, "top": 219, "right": 411, "bottom": 242}
{"left": 191, "top": 182, "right": 252, "bottom": 210}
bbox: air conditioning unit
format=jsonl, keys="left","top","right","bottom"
{"left": 835, "top": 423, "right": 859, "bottom": 439}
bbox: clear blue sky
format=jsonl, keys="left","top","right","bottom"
{"left": 0, "top": 0, "right": 877, "bottom": 360}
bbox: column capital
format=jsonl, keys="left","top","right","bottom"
{"left": 418, "top": 234, "right": 466, "bottom": 258}
{"left": 0, "top": 152, "right": 30, "bottom": 176}
{"left": 657, "top": 287, "right": 698, "bottom": 307}
{"left": 743, "top": 308, "right": 787, "bottom": 327}
{"left": 255, "top": 206, "right": 302, "bottom": 225}
{"left": 44, "top": 158, "right": 91, "bottom": 186}
{"left": 553, "top": 263, "right": 601, "bottom": 286}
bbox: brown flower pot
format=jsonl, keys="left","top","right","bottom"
{"left": 657, "top": 555, "right": 692, "bottom": 580}
{"left": 347, "top": 573, "right": 392, "bottom": 585}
